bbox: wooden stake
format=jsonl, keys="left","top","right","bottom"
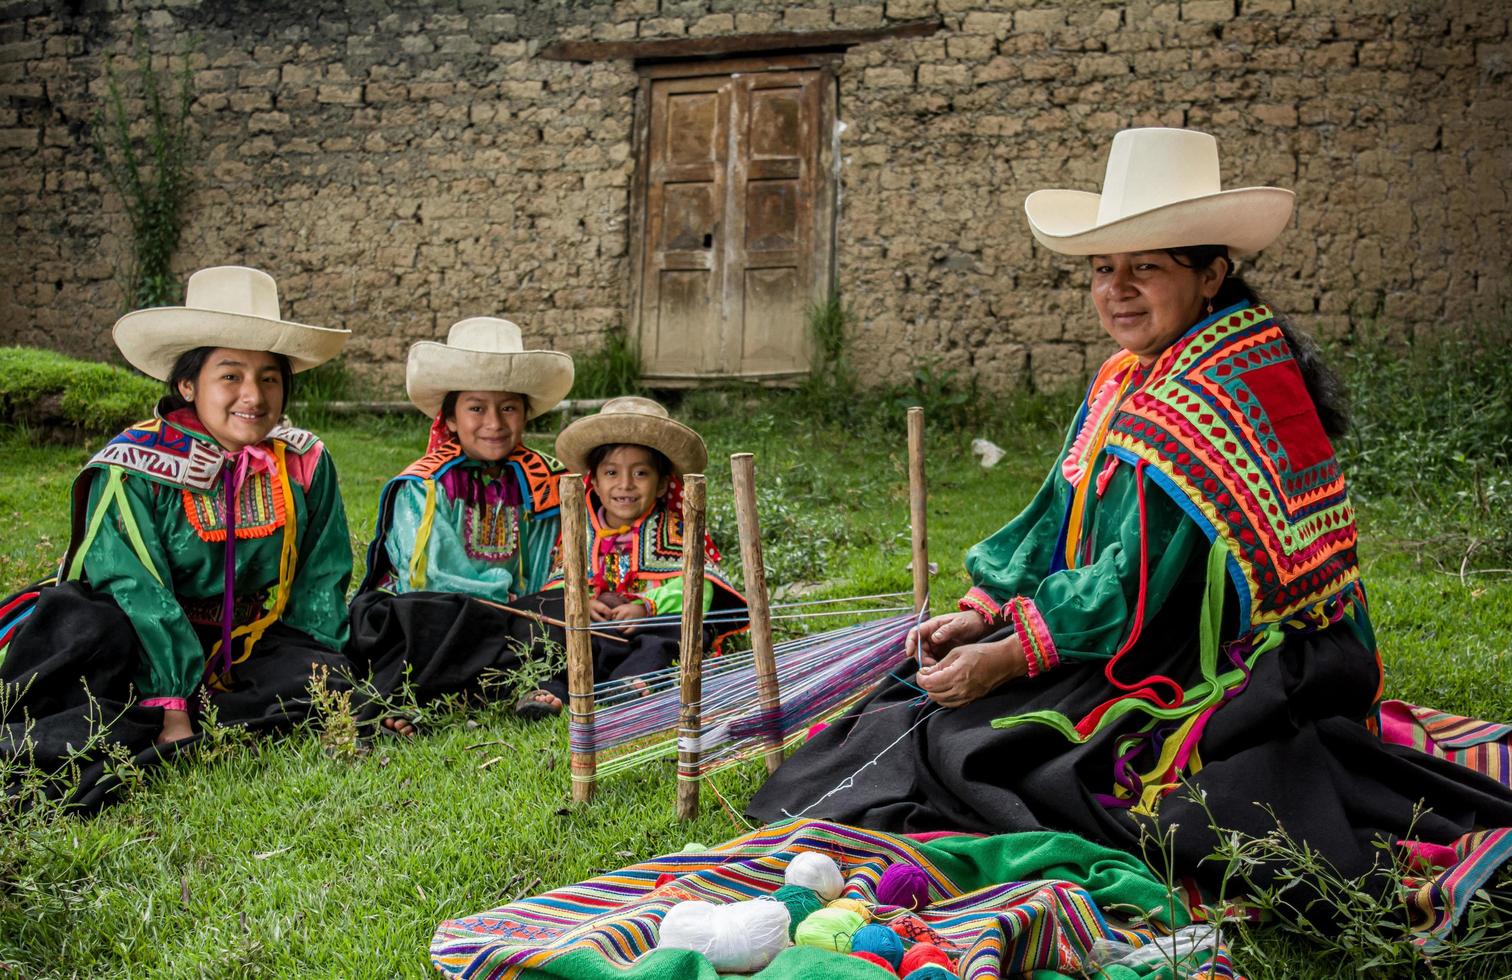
{"left": 908, "top": 406, "right": 929, "bottom": 614}
{"left": 676, "top": 473, "right": 708, "bottom": 822}
{"left": 561, "top": 474, "right": 596, "bottom": 804}
{"left": 731, "top": 453, "right": 784, "bottom": 774}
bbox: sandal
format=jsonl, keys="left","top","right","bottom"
{"left": 514, "top": 689, "right": 563, "bottom": 721}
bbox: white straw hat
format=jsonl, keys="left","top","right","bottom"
{"left": 555, "top": 396, "right": 707, "bottom": 477}
{"left": 1024, "top": 128, "right": 1295, "bottom": 257}
{"left": 406, "top": 317, "right": 574, "bottom": 420}
{"left": 112, "top": 266, "right": 350, "bottom": 381}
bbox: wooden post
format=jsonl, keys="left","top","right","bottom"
{"left": 908, "top": 407, "right": 929, "bottom": 614}
{"left": 561, "top": 474, "right": 596, "bottom": 804}
{"left": 731, "top": 453, "right": 784, "bottom": 774}
{"left": 676, "top": 473, "right": 708, "bottom": 822}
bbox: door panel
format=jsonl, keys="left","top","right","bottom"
{"left": 637, "top": 63, "right": 830, "bottom": 381}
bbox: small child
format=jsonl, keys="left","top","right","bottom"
{"left": 347, "top": 317, "right": 574, "bottom": 730}
{"left": 507, "top": 397, "right": 748, "bottom": 718}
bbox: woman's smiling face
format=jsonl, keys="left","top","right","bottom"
{"left": 446, "top": 391, "right": 527, "bottom": 463}
{"left": 1089, "top": 251, "right": 1226, "bottom": 366}
{"left": 175, "top": 347, "right": 284, "bottom": 451}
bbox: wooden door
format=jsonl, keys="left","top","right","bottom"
{"left": 634, "top": 58, "right": 834, "bottom": 383}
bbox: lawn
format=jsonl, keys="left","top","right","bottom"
{"left": 2, "top": 375, "right": 1510, "bottom": 978}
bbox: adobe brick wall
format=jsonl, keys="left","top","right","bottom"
{"left": 1, "top": 1, "right": 1507, "bottom": 394}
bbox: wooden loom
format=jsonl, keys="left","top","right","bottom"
{"left": 560, "top": 407, "right": 930, "bottom": 819}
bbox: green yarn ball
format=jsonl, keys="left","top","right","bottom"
{"left": 772, "top": 884, "right": 825, "bottom": 939}
{"left": 793, "top": 907, "right": 864, "bottom": 953}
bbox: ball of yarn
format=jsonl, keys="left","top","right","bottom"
{"left": 793, "top": 907, "right": 864, "bottom": 953}
{"left": 902, "top": 966, "right": 956, "bottom": 980}
{"left": 806, "top": 721, "right": 829, "bottom": 740}
{"left": 899, "top": 941, "right": 954, "bottom": 976}
{"left": 852, "top": 950, "right": 897, "bottom": 973}
{"left": 653, "top": 873, "right": 677, "bottom": 889}
{"left": 877, "top": 861, "right": 931, "bottom": 911}
{"left": 828, "top": 897, "right": 872, "bottom": 921}
{"left": 681, "top": 842, "right": 708, "bottom": 853}
{"left": 785, "top": 851, "right": 845, "bottom": 901}
{"left": 658, "top": 898, "right": 792, "bottom": 973}
{"left": 772, "top": 884, "right": 824, "bottom": 939}
{"left": 850, "top": 923, "right": 906, "bottom": 970}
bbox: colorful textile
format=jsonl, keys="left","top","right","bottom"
{"left": 431, "top": 819, "right": 1238, "bottom": 979}
{"left": 359, "top": 441, "right": 565, "bottom": 599}
{"left": 543, "top": 490, "right": 747, "bottom": 641}
{"left": 1379, "top": 699, "right": 1511, "bottom": 788}
{"left": 1400, "top": 828, "right": 1512, "bottom": 949}
{"left": 1104, "top": 303, "right": 1361, "bottom": 634}
{"left": 54, "top": 409, "right": 350, "bottom": 702}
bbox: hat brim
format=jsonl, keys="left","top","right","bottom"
{"left": 555, "top": 413, "right": 708, "bottom": 477}
{"left": 113, "top": 308, "right": 351, "bottom": 382}
{"left": 407, "top": 344, "right": 575, "bottom": 420}
{"left": 1024, "top": 186, "right": 1295, "bottom": 258}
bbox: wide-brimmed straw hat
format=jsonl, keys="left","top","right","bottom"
{"left": 555, "top": 396, "right": 707, "bottom": 477}
{"left": 1024, "top": 128, "right": 1295, "bottom": 257}
{"left": 113, "top": 266, "right": 351, "bottom": 381}
{"left": 406, "top": 317, "right": 574, "bottom": 420}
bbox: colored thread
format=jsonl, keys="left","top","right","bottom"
{"left": 785, "top": 851, "right": 844, "bottom": 901}
{"left": 900, "top": 942, "right": 955, "bottom": 975}
{"left": 793, "top": 907, "right": 863, "bottom": 953}
{"left": 772, "top": 885, "right": 823, "bottom": 939}
{"left": 852, "top": 950, "right": 896, "bottom": 973}
{"left": 829, "top": 897, "right": 872, "bottom": 921}
{"left": 851, "top": 923, "right": 905, "bottom": 969}
{"left": 902, "top": 966, "right": 957, "bottom": 980}
{"left": 877, "top": 862, "right": 931, "bottom": 911}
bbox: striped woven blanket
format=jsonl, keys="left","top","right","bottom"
{"left": 431, "top": 819, "right": 1237, "bottom": 979}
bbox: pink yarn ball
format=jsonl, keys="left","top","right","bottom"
{"left": 876, "top": 862, "right": 930, "bottom": 911}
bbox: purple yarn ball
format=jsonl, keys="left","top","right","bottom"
{"left": 876, "top": 862, "right": 930, "bottom": 911}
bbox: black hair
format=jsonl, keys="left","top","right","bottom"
{"left": 159, "top": 346, "right": 294, "bottom": 416}
{"left": 1164, "top": 245, "right": 1351, "bottom": 439}
{"left": 440, "top": 391, "right": 532, "bottom": 421}
{"left": 586, "top": 443, "right": 674, "bottom": 478}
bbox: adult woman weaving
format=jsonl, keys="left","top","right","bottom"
{"left": 1, "top": 266, "right": 355, "bottom": 810}
{"left": 748, "top": 129, "right": 1512, "bottom": 900}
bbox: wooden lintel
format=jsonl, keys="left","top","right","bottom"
{"left": 538, "top": 17, "right": 943, "bottom": 63}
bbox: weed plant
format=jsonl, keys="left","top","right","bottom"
{"left": 95, "top": 35, "right": 196, "bottom": 310}
{"left": 570, "top": 328, "right": 643, "bottom": 400}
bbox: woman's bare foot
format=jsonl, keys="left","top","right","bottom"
{"left": 381, "top": 716, "right": 418, "bottom": 738}
{"left": 514, "top": 689, "right": 563, "bottom": 720}
{"left": 157, "top": 708, "right": 194, "bottom": 745}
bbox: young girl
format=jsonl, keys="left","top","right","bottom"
{"left": 0, "top": 266, "right": 354, "bottom": 810}
{"left": 347, "top": 317, "right": 574, "bottom": 727}
{"left": 507, "top": 397, "right": 748, "bottom": 719}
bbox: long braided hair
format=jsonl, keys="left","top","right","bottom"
{"left": 1166, "top": 245, "right": 1351, "bottom": 439}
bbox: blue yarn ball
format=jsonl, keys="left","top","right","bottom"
{"left": 902, "top": 966, "right": 957, "bottom": 980}
{"left": 851, "top": 923, "right": 905, "bottom": 970}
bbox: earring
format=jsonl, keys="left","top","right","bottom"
{"left": 1205, "top": 299, "right": 1214, "bottom": 315}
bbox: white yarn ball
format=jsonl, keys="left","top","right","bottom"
{"left": 658, "top": 899, "right": 792, "bottom": 973}
{"left": 784, "top": 851, "right": 845, "bottom": 901}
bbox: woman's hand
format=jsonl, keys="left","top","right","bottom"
{"left": 907, "top": 610, "right": 991, "bottom": 668}
{"left": 916, "top": 634, "right": 1027, "bottom": 708}
{"left": 157, "top": 708, "right": 194, "bottom": 746}
{"left": 588, "top": 596, "right": 615, "bottom": 622}
{"left": 607, "top": 601, "right": 648, "bottom": 633}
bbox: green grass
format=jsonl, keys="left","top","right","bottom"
{"left": 3, "top": 369, "right": 1511, "bottom": 977}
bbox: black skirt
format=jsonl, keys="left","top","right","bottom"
{"left": 346, "top": 589, "right": 698, "bottom": 707}
{"left": 747, "top": 610, "right": 1512, "bottom": 896}
{"left": 1, "top": 581, "right": 354, "bottom": 813}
